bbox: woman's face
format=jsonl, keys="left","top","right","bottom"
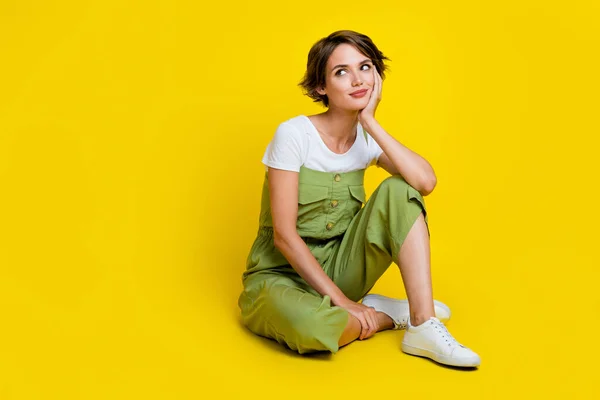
{"left": 317, "top": 43, "right": 376, "bottom": 110}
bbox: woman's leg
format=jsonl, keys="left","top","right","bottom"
{"left": 325, "top": 175, "right": 435, "bottom": 339}
{"left": 399, "top": 214, "right": 481, "bottom": 366}
{"left": 326, "top": 175, "right": 431, "bottom": 303}
{"left": 397, "top": 212, "right": 436, "bottom": 326}
{"left": 337, "top": 210, "right": 432, "bottom": 347}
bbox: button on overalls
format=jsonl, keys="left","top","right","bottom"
{"left": 238, "top": 165, "right": 430, "bottom": 354}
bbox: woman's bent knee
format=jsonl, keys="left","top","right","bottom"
{"left": 378, "top": 175, "right": 412, "bottom": 194}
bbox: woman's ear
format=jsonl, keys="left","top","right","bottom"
{"left": 316, "top": 86, "right": 326, "bottom": 96}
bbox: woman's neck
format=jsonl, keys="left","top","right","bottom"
{"left": 313, "top": 108, "right": 359, "bottom": 141}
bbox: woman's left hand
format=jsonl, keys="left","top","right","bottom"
{"left": 358, "top": 68, "right": 382, "bottom": 126}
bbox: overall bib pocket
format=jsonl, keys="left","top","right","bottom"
{"left": 347, "top": 184, "right": 366, "bottom": 217}
{"left": 297, "top": 184, "right": 330, "bottom": 229}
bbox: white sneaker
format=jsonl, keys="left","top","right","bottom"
{"left": 401, "top": 316, "right": 481, "bottom": 367}
{"left": 361, "top": 294, "right": 451, "bottom": 330}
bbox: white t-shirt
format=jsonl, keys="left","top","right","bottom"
{"left": 261, "top": 115, "right": 384, "bottom": 173}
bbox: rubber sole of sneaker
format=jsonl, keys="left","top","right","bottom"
{"left": 363, "top": 294, "right": 452, "bottom": 322}
{"left": 401, "top": 342, "right": 480, "bottom": 367}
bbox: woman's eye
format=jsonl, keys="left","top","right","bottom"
{"left": 335, "top": 64, "right": 371, "bottom": 76}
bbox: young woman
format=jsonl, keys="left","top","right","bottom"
{"left": 238, "top": 30, "right": 480, "bottom": 368}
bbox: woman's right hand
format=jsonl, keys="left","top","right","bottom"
{"left": 338, "top": 299, "right": 380, "bottom": 340}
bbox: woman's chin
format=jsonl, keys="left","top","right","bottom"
{"left": 330, "top": 97, "right": 369, "bottom": 111}
{"left": 343, "top": 100, "right": 369, "bottom": 111}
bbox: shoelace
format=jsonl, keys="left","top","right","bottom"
{"left": 431, "top": 318, "right": 464, "bottom": 348}
{"left": 394, "top": 317, "right": 408, "bottom": 330}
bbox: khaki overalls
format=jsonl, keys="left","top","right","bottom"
{"left": 238, "top": 164, "right": 429, "bottom": 354}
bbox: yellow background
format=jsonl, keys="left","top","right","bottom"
{"left": 1, "top": 0, "right": 599, "bottom": 398}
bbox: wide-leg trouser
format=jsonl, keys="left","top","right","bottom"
{"left": 238, "top": 175, "right": 429, "bottom": 354}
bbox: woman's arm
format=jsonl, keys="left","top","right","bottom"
{"left": 268, "top": 167, "right": 349, "bottom": 306}
{"left": 366, "top": 119, "right": 437, "bottom": 196}
{"left": 268, "top": 167, "right": 379, "bottom": 339}
{"left": 358, "top": 68, "right": 437, "bottom": 196}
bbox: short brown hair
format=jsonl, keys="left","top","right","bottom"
{"left": 298, "top": 30, "right": 391, "bottom": 107}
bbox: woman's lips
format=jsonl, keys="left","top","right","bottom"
{"left": 350, "top": 89, "right": 368, "bottom": 98}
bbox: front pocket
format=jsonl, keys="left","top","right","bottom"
{"left": 298, "top": 184, "right": 329, "bottom": 204}
{"left": 348, "top": 185, "right": 366, "bottom": 204}
{"left": 346, "top": 184, "right": 366, "bottom": 218}
{"left": 296, "top": 184, "right": 329, "bottom": 232}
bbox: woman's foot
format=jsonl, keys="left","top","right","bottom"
{"left": 401, "top": 316, "right": 481, "bottom": 367}
{"left": 361, "top": 294, "right": 451, "bottom": 330}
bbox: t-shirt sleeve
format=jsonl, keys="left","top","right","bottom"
{"left": 261, "top": 122, "right": 306, "bottom": 172}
